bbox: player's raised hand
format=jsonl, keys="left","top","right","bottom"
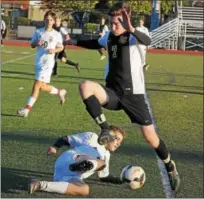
{"left": 47, "top": 146, "right": 57, "bottom": 155}
{"left": 37, "top": 40, "right": 45, "bottom": 46}
{"left": 47, "top": 49, "right": 55, "bottom": 54}
{"left": 119, "top": 9, "right": 135, "bottom": 33}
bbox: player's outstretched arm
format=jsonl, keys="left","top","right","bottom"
{"left": 65, "top": 39, "right": 104, "bottom": 50}
{"left": 47, "top": 136, "right": 70, "bottom": 155}
{"left": 130, "top": 29, "right": 151, "bottom": 46}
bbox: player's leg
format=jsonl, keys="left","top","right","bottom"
{"left": 142, "top": 49, "right": 150, "bottom": 71}
{"left": 98, "top": 48, "right": 106, "bottom": 60}
{"left": 60, "top": 50, "right": 80, "bottom": 73}
{"left": 141, "top": 125, "right": 180, "bottom": 191}
{"left": 123, "top": 94, "right": 180, "bottom": 191}
{"left": 40, "top": 82, "right": 67, "bottom": 105}
{"left": 79, "top": 80, "right": 121, "bottom": 144}
{"left": 69, "top": 154, "right": 106, "bottom": 173}
{"left": 28, "top": 178, "right": 89, "bottom": 196}
{"left": 17, "top": 80, "right": 42, "bottom": 117}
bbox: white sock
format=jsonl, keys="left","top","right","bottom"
{"left": 50, "top": 87, "right": 60, "bottom": 95}
{"left": 25, "top": 96, "right": 36, "bottom": 111}
{"left": 40, "top": 181, "right": 68, "bottom": 194}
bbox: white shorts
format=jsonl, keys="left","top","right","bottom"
{"left": 53, "top": 150, "right": 82, "bottom": 182}
{"left": 35, "top": 66, "right": 53, "bottom": 83}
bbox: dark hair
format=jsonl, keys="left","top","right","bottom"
{"left": 108, "top": 2, "right": 131, "bottom": 16}
{"left": 109, "top": 125, "right": 127, "bottom": 138}
{"left": 44, "top": 10, "right": 57, "bottom": 21}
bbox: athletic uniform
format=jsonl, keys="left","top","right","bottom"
{"left": 53, "top": 25, "right": 68, "bottom": 59}
{"left": 136, "top": 26, "right": 150, "bottom": 66}
{"left": 99, "top": 31, "right": 152, "bottom": 126}
{"left": 30, "top": 27, "right": 63, "bottom": 83}
{"left": 54, "top": 132, "right": 110, "bottom": 182}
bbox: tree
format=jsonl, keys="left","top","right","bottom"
{"left": 108, "top": 0, "right": 152, "bottom": 15}
{"left": 41, "top": 0, "right": 98, "bottom": 13}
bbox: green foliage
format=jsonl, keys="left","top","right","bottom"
{"left": 1, "top": 15, "right": 10, "bottom": 26}
{"left": 108, "top": 0, "right": 152, "bottom": 15}
{"left": 16, "top": 17, "right": 31, "bottom": 26}
{"left": 161, "top": 0, "right": 175, "bottom": 14}
{"left": 84, "top": 23, "right": 98, "bottom": 33}
{"left": 41, "top": 0, "right": 98, "bottom": 12}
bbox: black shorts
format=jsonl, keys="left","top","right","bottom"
{"left": 102, "top": 87, "right": 152, "bottom": 126}
{"left": 56, "top": 49, "right": 67, "bottom": 60}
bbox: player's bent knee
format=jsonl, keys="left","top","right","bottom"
{"left": 67, "top": 183, "right": 89, "bottom": 196}
{"left": 79, "top": 80, "right": 93, "bottom": 92}
{"left": 61, "top": 57, "right": 66, "bottom": 63}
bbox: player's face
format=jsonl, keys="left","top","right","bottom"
{"left": 106, "top": 132, "right": 123, "bottom": 152}
{"left": 109, "top": 15, "right": 126, "bottom": 36}
{"left": 44, "top": 15, "right": 55, "bottom": 29}
{"left": 55, "top": 18, "right": 61, "bottom": 27}
{"left": 139, "top": 20, "right": 144, "bottom": 26}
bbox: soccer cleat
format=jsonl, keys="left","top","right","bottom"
{"left": 69, "top": 160, "right": 94, "bottom": 172}
{"left": 168, "top": 160, "right": 180, "bottom": 191}
{"left": 98, "top": 129, "right": 115, "bottom": 145}
{"left": 100, "top": 55, "right": 106, "bottom": 60}
{"left": 75, "top": 63, "right": 80, "bottom": 73}
{"left": 59, "top": 89, "right": 67, "bottom": 105}
{"left": 17, "top": 108, "right": 29, "bottom": 117}
{"left": 143, "top": 63, "right": 150, "bottom": 71}
{"left": 28, "top": 179, "right": 41, "bottom": 194}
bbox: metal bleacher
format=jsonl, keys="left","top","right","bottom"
{"left": 150, "top": 6, "right": 204, "bottom": 51}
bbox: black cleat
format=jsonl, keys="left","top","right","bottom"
{"left": 168, "top": 160, "right": 180, "bottom": 191}
{"left": 75, "top": 63, "right": 80, "bottom": 73}
{"left": 98, "top": 129, "right": 115, "bottom": 145}
{"left": 69, "top": 160, "right": 94, "bottom": 172}
{"left": 143, "top": 63, "right": 150, "bottom": 71}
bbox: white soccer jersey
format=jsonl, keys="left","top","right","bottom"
{"left": 97, "top": 24, "right": 109, "bottom": 36}
{"left": 30, "top": 27, "right": 63, "bottom": 70}
{"left": 67, "top": 132, "right": 110, "bottom": 178}
{"left": 59, "top": 27, "right": 69, "bottom": 41}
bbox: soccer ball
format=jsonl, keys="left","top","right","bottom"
{"left": 120, "top": 165, "right": 146, "bottom": 190}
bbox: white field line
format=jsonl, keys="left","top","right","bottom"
{"left": 145, "top": 93, "right": 176, "bottom": 198}
{"left": 2, "top": 53, "right": 35, "bottom": 65}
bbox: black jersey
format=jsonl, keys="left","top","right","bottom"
{"left": 99, "top": 31, "right": 145, "bottom": 95}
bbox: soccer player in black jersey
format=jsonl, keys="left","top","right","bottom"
{"left": 52, "top": 17, "right": 80, "bottom": 75}
{"left": 66, "top": 2, "right": 180, "bottom": 191}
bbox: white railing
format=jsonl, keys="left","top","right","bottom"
{"left": 150, "top": 18, "right": 179, "bottom": 48}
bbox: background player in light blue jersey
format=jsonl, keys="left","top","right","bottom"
{"left": 29, "top": 125, "right": 126, "bottom": 196}
{"left": 17, "top": 11, "right": 67, "bottom": 118}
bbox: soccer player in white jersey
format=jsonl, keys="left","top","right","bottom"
{"left": 136, "top": 18, "right": 150, "bottom": 71}
{"left": 17, "top": 11, "right": 67, "bottom": 118}
{"left": 28, "top": 125, "right": 126, "bottom": 196}
{"left": 52, "top": 17, "right": 80, "bottom": 75}
{"left": 96, "top": 17, "right": 109, "bottom": 60}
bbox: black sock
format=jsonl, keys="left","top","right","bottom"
{"left": 66, "top": 59, "right": 77, "bottom": 66}
{"left": 155, "top": 139, "right": 174, "bottom": 172}
{"left": 98, "top": 49, "right": 104, "bottom": 56}
{"left": 83, "top": 95, "right": 109, "bottom": 130}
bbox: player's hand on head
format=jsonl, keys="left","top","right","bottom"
{"left": 47, "top": 146, "right": 57, "bottom": 155}
{"left": 119, "top": 9, "right": 134, "bottom": 32}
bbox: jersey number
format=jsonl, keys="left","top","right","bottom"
{"left": 43, "top": 41, "right": 48, "bottom": 48}
{"left": 111, "top": 45, "right": 117, "bottom": 59}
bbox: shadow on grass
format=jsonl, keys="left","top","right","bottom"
{"left": 1, "top": 167, "right": 52, "bottom": 194}
{"left": 120, "top": 143, "right": 203, "bottom": 164}
{"left": 1, "top": 113, "right": 20, "bottom": 117}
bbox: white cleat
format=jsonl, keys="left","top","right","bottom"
{"left": 17, "top": 108, "right": 29, "bottom": 117}
{"left": 100, "top": 55, "right": 106, "bottom": 60}
{"left": 59, "top": 89, "right": 67, "bottom": 105}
